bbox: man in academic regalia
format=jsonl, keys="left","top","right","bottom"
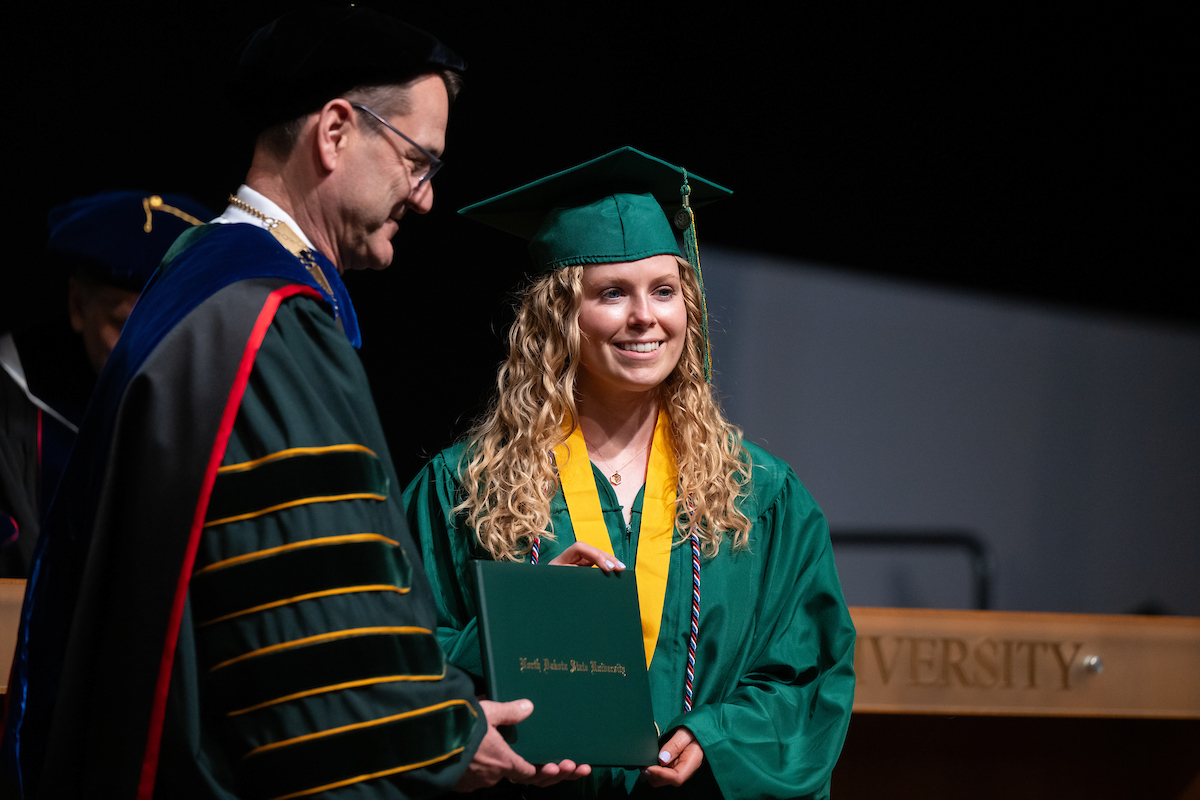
{"left": 1, "top": 191, "right": 211, "bottom": 578}
{"left": 1, "top": 8, "right": 558, "bottom": 798}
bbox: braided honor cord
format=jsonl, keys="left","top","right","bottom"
{"left": 683, "top": 532, "right": 701, "bottom": 712}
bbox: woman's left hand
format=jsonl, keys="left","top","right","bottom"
{"left": 644, "top": 727, "right": 704, "bottom": 787}
{"left": 547, "top": 542, "right": 626, "bottom": 572}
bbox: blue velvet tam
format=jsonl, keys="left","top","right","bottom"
{"left": 46, "top": 191, "right": 213, "bottom": 291}
{"left": 226, "top": 6, "right": 466, "bottom": 135}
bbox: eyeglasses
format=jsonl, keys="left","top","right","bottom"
{"left": 350, "top": 102, "right": 443, "bottom": 188}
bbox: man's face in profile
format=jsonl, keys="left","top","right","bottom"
{"left": 331, "top": 75, "right": 450, "bottom": 272}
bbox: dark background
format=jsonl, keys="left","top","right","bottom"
{"left": 4, "top": 2, "right": 1191, "bottom": 481}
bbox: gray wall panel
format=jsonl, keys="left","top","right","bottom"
{"left": 701, "top": 246, "right": 1200, "bottom": 614}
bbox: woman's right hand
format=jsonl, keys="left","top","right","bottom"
{"left": 548, "top": 542, "right": 626, "bottom": 573}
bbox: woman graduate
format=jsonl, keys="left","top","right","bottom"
{"left": 403, "top": 148, "right": 855, "bottom": 799}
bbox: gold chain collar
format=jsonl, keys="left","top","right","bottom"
{"left": 226, "top": 194, "right": 340, "bottom": 324}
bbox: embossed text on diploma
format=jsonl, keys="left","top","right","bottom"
{"left": 517, "top": 657, "right": 627, "bottom": 677}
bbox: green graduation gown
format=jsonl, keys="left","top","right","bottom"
{"left": 403, "top": 440, "right": 856, "bottom": 799}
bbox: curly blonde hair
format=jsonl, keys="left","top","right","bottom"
{"left": 457, "top": 256, "right": 752, "bottom": 560}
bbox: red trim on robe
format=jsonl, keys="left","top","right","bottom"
{"left": 135, "top": 284, "right": 322, "bottom": 799}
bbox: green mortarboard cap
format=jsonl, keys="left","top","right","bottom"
{"left": 458, "top": 147, "right": 731, "bottom": 272}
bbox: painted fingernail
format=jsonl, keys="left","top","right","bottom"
{"left": 605, "top": 560, "right": 615, "bottom": 569}
{"left": 659, "top": 750, "right": 671, "bottom": 764}
{"left": 617, "top": 560, "right": 626, "bottom": 569}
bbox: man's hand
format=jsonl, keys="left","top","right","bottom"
{"left": 455, "top": 699, "right": 538, "bottom": 791}
{"left": 455, "top": 699, "right": 594, "bottom": 791}
{"left": 521, "top": 758, "right": 593, "bottom": 788}
{"left": 644, "top": 727, "right": 704, "bottom": 788}
{"left": 548, "top": 542, "right": 626, "bottom": 572}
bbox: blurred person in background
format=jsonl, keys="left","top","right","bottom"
{"left": 0, "top": 190, "right": 210, "bottom": 577}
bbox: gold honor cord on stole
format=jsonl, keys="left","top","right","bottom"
{"left": 553, "top": 410, "right": 677, "bottom": 668}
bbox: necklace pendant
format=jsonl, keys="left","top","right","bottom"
{"left": 610, "top": 472, "right": 622, "bottom": 486}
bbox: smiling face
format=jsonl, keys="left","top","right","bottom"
{"left": 331, "top": 75, "right": 449, "bottom": 271}
{"left": 575, "top": 254, "right": 688, "bottom": 400}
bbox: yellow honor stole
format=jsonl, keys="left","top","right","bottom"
{"left": 553, "top": 410, "right": 677, "bottom": 668}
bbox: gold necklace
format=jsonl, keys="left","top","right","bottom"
{"left": 226, "top": 194, "right": 341, "bottom": 324}
{"left": 587, "top": 439, "right": 649, "bottom": 486}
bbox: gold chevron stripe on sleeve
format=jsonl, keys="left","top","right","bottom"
{"left": 266, "top": 747, "right": 468, "bottom": 800}
{"left": 228, "top": 669, "right": 449, "bottom": 717}
{"left": 197, "top": 533, "right": 399, "bottom": 574}
{"left": 246, "top": 699, "right": 478, "bottom": 758}
{"left": 211, "top": 626, "right": 429, "bottom": 672}
{"left": 204, "top": 493, "right": 387, "bottom": 528}
{"left": 219, "top": 443, "right": 377, "bottom": 474}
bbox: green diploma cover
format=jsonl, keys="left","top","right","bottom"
{"left": 473, "top": 560, "right": 660, "bottom": 766}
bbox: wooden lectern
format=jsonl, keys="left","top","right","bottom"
{"left": 0, "top": 578, "right": 22, "bottom": 695}
{"left": 836, "top": 607, "right": 1200, "bottom": 800}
